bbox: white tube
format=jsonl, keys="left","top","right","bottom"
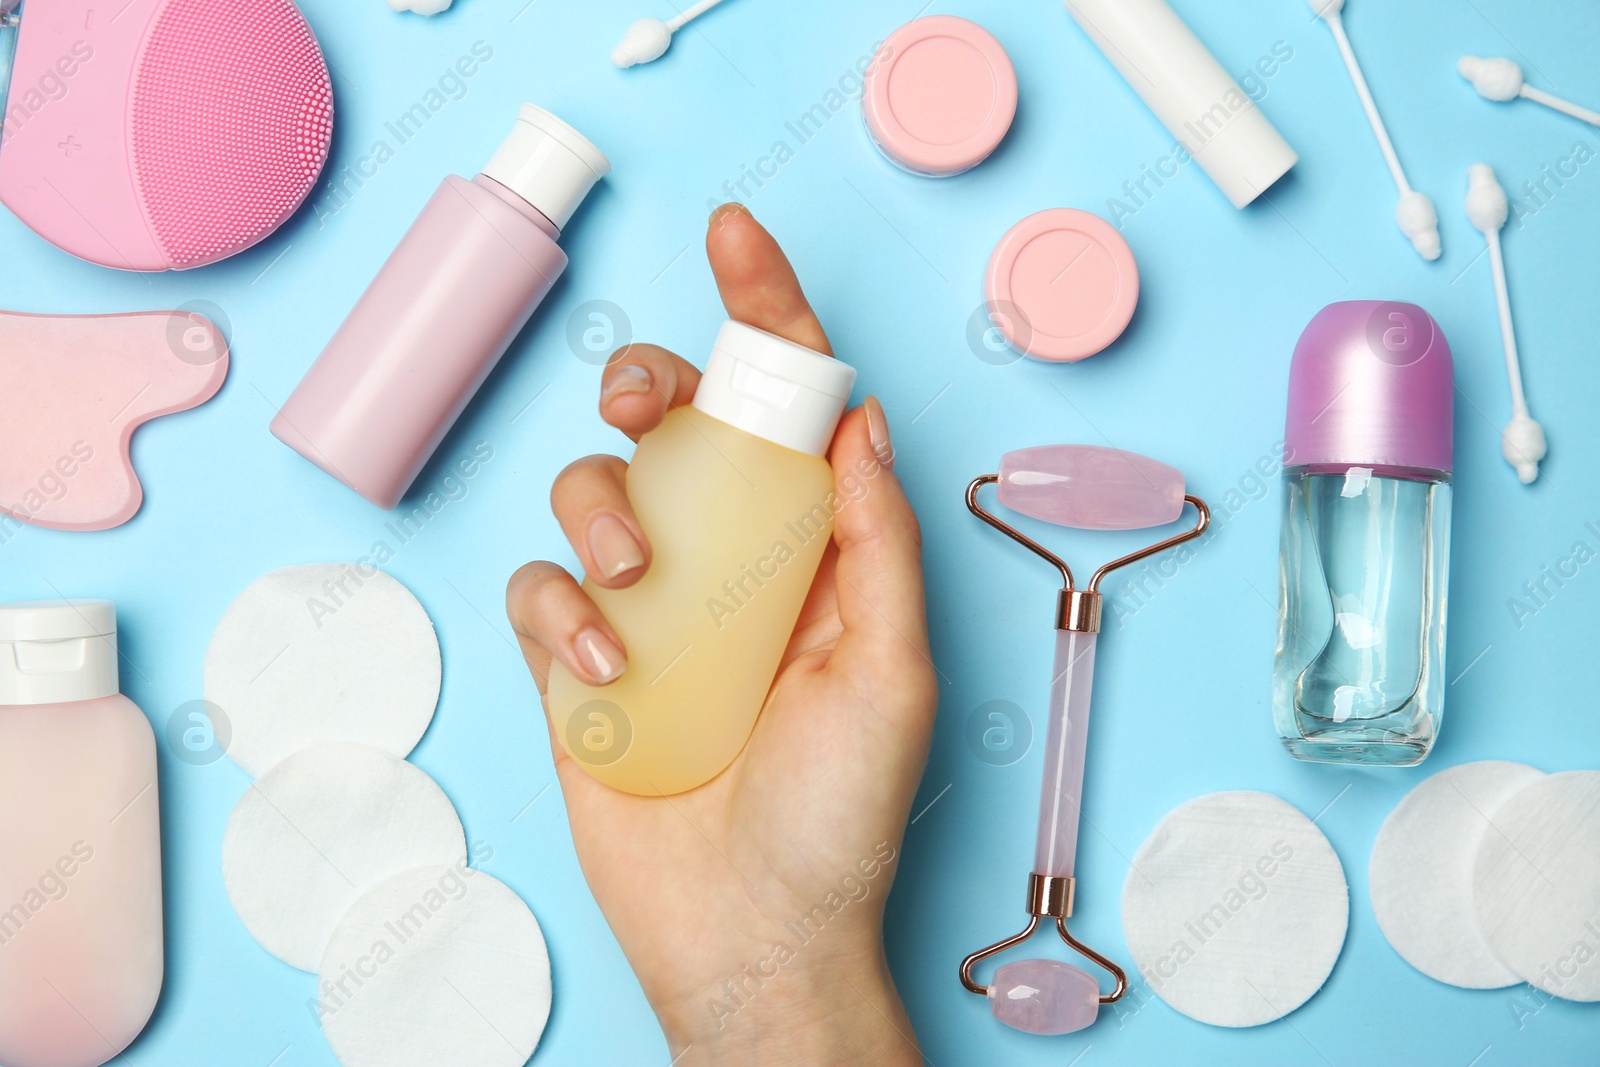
{"left": 1063, "top": 0, "right": 1298, "bottom": 208}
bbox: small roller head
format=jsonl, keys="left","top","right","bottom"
{"left": 998, "top": 445, "right": 1185, "bottom": 530}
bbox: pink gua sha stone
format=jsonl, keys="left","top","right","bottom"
{"left": 999, "top": 444, "right": 1185, "bottom": 530}
{"left": 0, "top": 310, "right": 228, "bottom": 531}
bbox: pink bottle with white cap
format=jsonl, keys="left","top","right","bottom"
{"left": 273, "top": 104, "right": 610, "bottom": 509}
{"left": 0, "top": 600, "right": 164, "bottom": 1067}
{"left": 1274, "top": 301, "right": 1454, "bottom": 766}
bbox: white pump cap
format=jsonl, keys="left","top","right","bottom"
{"left": 483, "top": 104, "right": 611, "bottom": 231}
{"left": 693, "top": 322, "right": 857, "bottom": 456}
{"left": 0, "top": 600, "right": 119, "bottom": 706}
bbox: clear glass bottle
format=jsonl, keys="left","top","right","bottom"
{"left": 1273, "top": 301, "right": 1454, "bottom": 765}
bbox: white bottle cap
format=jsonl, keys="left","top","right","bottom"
{"left": 482, "top": 103, "right": 611, "bottom": 231}
{"left": 693, "top": 322, "right": 857, "bottom": 456}
{"left": 0, "top": 600, "right": 119, "bottom": 706}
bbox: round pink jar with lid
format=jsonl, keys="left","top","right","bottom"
{"left": 985, "top": 209, "right": 1140, "bottom": 363}
{"left": 861, "top": 16, "right": 1018, "bottom": 177}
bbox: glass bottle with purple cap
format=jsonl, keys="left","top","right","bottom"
{"left": 1275, "top": 301, "right": 1454, "bottom": 765}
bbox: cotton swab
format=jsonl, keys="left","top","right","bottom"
{"left": 612, "top": 0, "right": 731, "bottom": 68}
{"left": 1464, "top": 163, "right": 1547, "bottom": 485}
{"left": 1458, "top": 56, "right": 1600, "bottom": 128}
{"left": 1307, "top": 0, "right": 1441, "bottom": 260}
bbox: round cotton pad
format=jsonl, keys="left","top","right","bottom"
{"left": 204, "top": 563, "right": 441, "bottom": 775}
{"left": 861, "top": 16, "right": 1017, "bottom": 177}
{"left": 319, "top": 865, "right": 552, "bottom": 1067}
{"left": 985, "top": 209, "right": 1139, "bottom": 362}
{"left": 1370, "top": 760, "right": 1543, "bottom": 989}
{"left": 222, "top": 744, "right": 466, "bottom": 971}
{"left": 1474, "top": 770, "right": 1600, "bottom": 1001}
{"left": 1122, "top": 791, "right": 1349, "bottom": 1027}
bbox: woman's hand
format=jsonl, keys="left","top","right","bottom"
{"left": 507, "top": 204, "right": 937, "bottom": 1065}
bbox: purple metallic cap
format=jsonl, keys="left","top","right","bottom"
{"left": 1285, "top": 301, "right": 1454, "bottom": 474}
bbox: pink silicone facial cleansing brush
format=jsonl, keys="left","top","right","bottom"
{"left": 0, "top": 0, "right": 333, "bottom": 271}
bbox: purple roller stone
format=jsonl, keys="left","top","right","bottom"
{"left": 998, "top": 445, "right": 1185, "bottom": 530}
{"left": 989, "top": 958, "right": 1101, "bottom": 1035}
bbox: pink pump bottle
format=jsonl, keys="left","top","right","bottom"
{"left": 273, "top": 104, "right": 610, "bottom": 509}
{"left": 0, "top": 600, "right": 164, "bottom": 1067}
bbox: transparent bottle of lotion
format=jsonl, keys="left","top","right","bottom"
{"left": 1274, "top": 302, "right": 1453, "bottom": 765}
{"left": 0, "top": 600, "right": 164, "bottom": 1067}
{"left": 548, "top": 322, "right": 856, "bottom": 796}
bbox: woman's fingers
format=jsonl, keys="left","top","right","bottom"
{"left": 551, "top": 454, "right": 649, "bottom": 588}
{"left": 707, "top": 204, "right": 833, "bottom": 355}
{"left": 598, "top": 207, "right": 830, "bottom": 444}
{"left": 506, "top": 561, "right": 628, "bottom": 692}
{"left": 601, "top": 344, "right": 701, "bottom": 441}
{"left": 825, "top": 398, "right": 936, "bottom": 712}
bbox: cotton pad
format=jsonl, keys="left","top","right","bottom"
{"left": 318, "top": 865, "right": 552, "bottom": 1067}
{"left": 1474, "top": 770, "right": 1600, "bottom": 1001}
{"left": 222, "top": 744, "right": 466, "bottom": 971}
{"left": 1369, "top": 760, "right": 1542, "bottom": 989}
{"left": 1122, "top": 791, "right": 1349, "bottom": 1027}
{"left": 204, "top": 564, "right": 441, "bottom": 775}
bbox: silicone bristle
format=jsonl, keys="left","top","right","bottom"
{"left": 131, "top": 0, "right": 333, "bottom": 269}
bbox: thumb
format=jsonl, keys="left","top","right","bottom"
{"left": 827, "top": 398, "right": 935, "bottom": 700}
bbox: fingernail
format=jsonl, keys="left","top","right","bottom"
{"left": 709, "top": 201, "right": 751, "bottom": 228}
{"left": 865, "top": 395, "right": 895, "bottom": 471}
{"left": 574, "top": 627, "right": 627, "bottom": 685}
{"left": 601, "top": 363, "right": 653, "bottom": 404}
{"left": 587, "top": 512, "right": 645, "bottom": 579}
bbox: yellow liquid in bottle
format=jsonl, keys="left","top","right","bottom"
{"left": 547, "top": 405, "right": 836, "bottom": 795}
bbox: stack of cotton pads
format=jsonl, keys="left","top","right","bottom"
{"left": 1370, "top": 760, "right": 1600, "bottom": 1002}
{"left": 206, "top": 564, "right": 553, "bottom": 1067}
{"left": 1122, "top": 791, "right": 1350, "bottom": 1027}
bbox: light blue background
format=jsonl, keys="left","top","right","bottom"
{"left": 4, "top": 0, "right": 1598, "bottom": 1063}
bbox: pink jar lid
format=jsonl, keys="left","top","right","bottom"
{"left": 861, "top": 16, "right": 1018, "bottom": 177}
{"left": 984, "top": 209, "right": 1139, "bottom": 363}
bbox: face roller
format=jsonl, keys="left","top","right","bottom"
{"left": 960, "top": 445, "right": 1210, "bottom": 1035}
